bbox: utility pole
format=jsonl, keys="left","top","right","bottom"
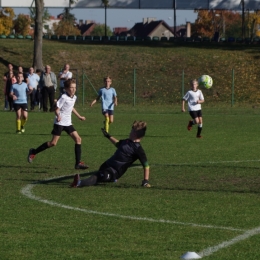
{"left": 241, "top": 0, "right": 245, "bottom": 38}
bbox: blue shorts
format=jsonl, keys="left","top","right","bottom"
{"left": 102, "top": 109, "right": 114, "bottom": 115}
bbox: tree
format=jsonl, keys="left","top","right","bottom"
{"left": 53, "top": 20, "right": 81, "bottom": 36}
{"left": 53, "top": 5, "right": 80, "bottom": 36}
{"left": 29, "top": 6, "right": 50, "bottom": 25}
{"left": 90, "top": 24, "right": 112, "bottom": 36}
{"left": 13, "top": 14, "right": 31, "bottom": 36}
{"left": 33, "top": 0, "right": 77, "bottom": 70}
{"left": 0, "top": 8, "right": 15, "bottom": 35}
{"left": 194, "top": 10, "right": 242, "bottom": 39}
{"left": 33, "top": 0, "right": 44, "bottom": 70}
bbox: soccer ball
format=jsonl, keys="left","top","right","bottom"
{"left": 198, "top": 75, "right": 213, "bottom": 89}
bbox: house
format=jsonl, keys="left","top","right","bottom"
{"left": 43, "top": 16, "right": 62, "bottom": 34}
{"left": 77, "top": 20, "right": 96, "bottom": 36}
{"left": 113, "top": 27, "right": 128, "bottom": 36}
{"left": 126, "top": 17, "right": 175, "bottom": 39}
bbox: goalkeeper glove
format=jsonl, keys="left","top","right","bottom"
{"left": 141, "top": 179, "right": 151, "bottom": 188}
{"left": 101, "top": 128, "right": 111, "bottom": 139}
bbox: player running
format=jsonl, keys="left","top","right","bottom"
{"left": 27, "top": 78, "right": 88, "bottom": 169}
{"left": 182, "top": 79, "right": 205, "bottom": 138}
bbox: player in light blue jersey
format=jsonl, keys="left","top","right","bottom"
{"left": 90, "top": 76, "right": 117, "bottom": 133}
{"left": 10, "top": 72, "right": 33, "bottom": 134}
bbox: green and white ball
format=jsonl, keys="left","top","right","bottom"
{"left": 198, "top": 75, "right": 213, "bottom": 89}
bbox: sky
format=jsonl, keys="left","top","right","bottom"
{"left": 13, "top": 8, "right": 198, "bottom": 29}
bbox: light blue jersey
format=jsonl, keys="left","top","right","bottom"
{"left": 10, "top": 82, "right": 29, "bottom": 104}
{"left": 98, "top": 87, "right": 117, "bottom": 110}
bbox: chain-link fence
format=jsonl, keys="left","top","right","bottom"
{"left": 77, "top": 67, "right": 255, "bottom": 107}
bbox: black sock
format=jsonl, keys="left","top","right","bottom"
{"left": 79, "top": 175, "right": 98, "bottom": 187}
{"left": 34, "top": 142, "right": 49, "bottom": 154}
{"left": 197, "top": 127, "right": 202, "bottom": 136}
{"left": 75, "top": 144, "right": 81, "bottom": 165}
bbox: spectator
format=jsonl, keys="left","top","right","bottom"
{"left": 3, "top": 63, "right": 14, "bottom": 110}
{"left": 27, "top": 67, "right": 40, "bottom": 111}
{"left": 58, "top": 64, "right": 72, "bottom": 96}
{"left": 35, "top": 69, "right": 43, "bottom": 110}
{"left": 16, "top": 66, "right": 29, "bottom": 84}
{"left": 39, "top": 65, "right": 57, "bottom": 112}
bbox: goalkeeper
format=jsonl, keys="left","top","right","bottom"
{"left": 70, "top": 120, "right": 150, "bottom": 188}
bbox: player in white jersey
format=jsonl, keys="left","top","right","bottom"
{"left": 27, "top": 79, "right": 88, "bottom": 169}
{"left": 182, "top": 79, "right": 204, "bottom": 138}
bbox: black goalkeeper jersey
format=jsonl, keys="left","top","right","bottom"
{"left": 105, "top": 139, "right": 149, "bottom": 179}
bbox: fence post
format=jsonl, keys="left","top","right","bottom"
{"left": 231, "top": 68, "right": 234, "bottom": 107}
{"left": 133, "top": 68, "right": 136, "bottom": 106}
{"left": 181, "top": 69, "right": 184, "bottom": 98}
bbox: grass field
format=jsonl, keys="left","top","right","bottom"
{"left": 1, "top": 39, "right": 260, "bottom": 105}
{"left": 1, "top": 104, "right": 260, "bottom": 260}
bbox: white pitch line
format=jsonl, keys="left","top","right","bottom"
{"left": 199, "top": 226, "right": 260, "bottom": 258}
{"left": 151, "top": 159, "right": 260, "bottom": 166}
{"left": 20, "top": 176, "right": 244, "bottom": 232}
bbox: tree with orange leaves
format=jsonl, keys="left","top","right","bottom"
{"left": 0, "top": 8, "right": 15, "bottom": 35}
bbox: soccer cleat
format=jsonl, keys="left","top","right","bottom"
{"left": 70, "top": 174, "right": 81, "bottom": 187}
{"left": 75, "top": 162, "right": 89, "bottom": 170}
{"left": 21, "top": 126, "right": 25, "bottom": 133}
{"left": 16, "top": 130, "right": 22, "bottom": 134}
{"left": 187, "top": 120, "right": 193, "bottom": 131}
{"left": 28, "top": 148, "right": 36, "bottom": 163}
{"left": 196, "top": 135, "right": 203, "bottom": 138}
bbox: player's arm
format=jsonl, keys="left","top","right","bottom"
{"left": 72, "top": 108, "right": 85, "bottom": 121}
{"left": 101, "top": 128, "right": 119, "bottom": 145}
{"left": 113, "top": 96, "right": 118, "bottom": 106}
{"left": 90, "top": 95, "right": 101, "bottom": 107}
{"left": 182, "top": 99, "right": 186, "bottom": 112}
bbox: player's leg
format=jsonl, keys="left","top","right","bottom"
{"left": 21, "top": 105, "right": 28, "bottom": 133}
{"left": 196, "top": 116, "right": 203, "bottom": 138}
{"left": 71, "top": 173, "right": 98, "bottom": 187}
{"left": 69, "top": 128, "right": 88, "bottom": 169}
{"left": 102, "top": 111, "right": 110, "bottom": 132}
{"left": 15, "top": 105, "right": 22, "bottom": 133}
{"left": 187, "top": 111, "right": 196, "bottom": 131}
{"left": 28, "top": 125, "right": 62, "bottom": 163}
{"left": 107, "top": 110, "right": 114, "bottom": 132}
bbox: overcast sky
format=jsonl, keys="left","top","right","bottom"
{"left": 13, "top": 8, "right": 198, "bottom": 29}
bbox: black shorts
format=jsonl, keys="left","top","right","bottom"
{"left": 102, "top": 109, "right": 114, "bottom": 116}
{"left": 189, "top": 110, "right": 202, "bottom": 119}
{"left": 51, "top": 124, "right": 76, "bottom": 136}
{"left": 96, "top": 162, "right": 117, "bottom": 182}
{"left": 13, "top": 103, "right": 28, "bottom": 112}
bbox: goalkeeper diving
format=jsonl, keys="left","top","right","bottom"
{"left": 70, "top": 120, "right": 150, "bottom": 188}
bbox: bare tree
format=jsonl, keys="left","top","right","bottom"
{"left": 33, "top": 0, "right": 77, "bottom": 70}
{"left": 33, "top": 0, "right": 44, "bottom": 70}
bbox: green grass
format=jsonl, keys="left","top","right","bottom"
{"left": 1, "top": 39, "right": 260, "bottom": 105}
{"left": 1, "top": 105, "right": 260, "bottom": 259}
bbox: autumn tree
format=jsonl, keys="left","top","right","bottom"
{"left": 53, "top": 7, "right": 80, "bottom": 36}
{"left": 53, "top": 20, "right": 81, "bottom": 36}
{"left": 247, "top": 10, "right": 260, "bottom": 38}
{"left": 13, "top": 14, "right": 31, "bottom": 36}
{"left": 194, "top": 10, "right": 242, "bottom": 39}
{"left": 0, "top": 8, "right": 15, "bottom": 35}
{"left": 90, "top": 24, "right": 112, "bottom": 36}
